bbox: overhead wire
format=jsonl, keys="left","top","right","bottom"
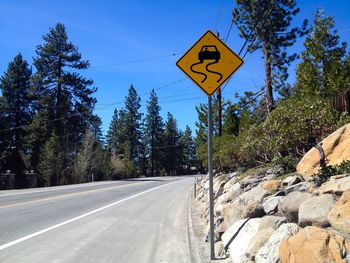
{"left": 88, "top": 52, "right": 181, "bottom": 70}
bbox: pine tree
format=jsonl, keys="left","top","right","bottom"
{"left": 233, "top": 0, "right": 308, "bottom": 113}
{"left": 124, "top": 85, "right": 142, "bottom": 161}
{"left": 0, "top": 53, "right": 32, "bottom": 149}
{"left": 180, "top": 125, "right": 196, "bottom": 173}
{"left": 30, "top": 23, "right": 97, "bottom": 182}
{"left": 295, "top": 9, "right": 349, "bottom": 98}
{"left": 106, "top": 109, "right": 120, "bottom": 151}
{"left": 144, "top": 89, "right": 163, "bottom": 176}
{"left": 222, "top": 104, "right": 240, "bottom": 136}
{"left": 195, "top": 95, "right": 220, "bottom": 145}
{"left": 162, "top": 113, "right": 181, "bottom": 176}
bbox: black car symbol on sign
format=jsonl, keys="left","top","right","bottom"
{"left": 198, "top": 45, "right": 220, "bottom": 63}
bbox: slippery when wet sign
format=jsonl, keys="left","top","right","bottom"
{"left": 176, "top": 30, "right": 243, "bottom": 96}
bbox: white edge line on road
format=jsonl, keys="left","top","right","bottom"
{"left": 0, "top": 182, "right": 173, "bottom": 251}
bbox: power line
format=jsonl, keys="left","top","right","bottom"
{"left": 222, "top": 0, "right": 278, "bottom": 93}
{"left": 215, "top": 0, "right": 226, "bottom": 32}
{"left": 89, "top": 53, "right": 181, "bottom": 70}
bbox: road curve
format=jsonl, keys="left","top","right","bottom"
{"left": 0, "top": 176, "right": 197, "bottom": 263}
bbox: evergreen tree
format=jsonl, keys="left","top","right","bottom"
{"left": 144, "top": 89, "right": 163, "bottom": 176}
{"left": 222, "top": 104, "right": 240, "bottom": 136}
{"left": 233, "top": 0, "right": 308, "bottom": 113}
{"left": 180, "top": 125, "right": 196, "bottom": 173}
{"left": 0, "top": 53, "right": 32, "bottom": 149}
{"left": 162, "top": 113, "right": 181, "bottom": 176}
{"left": 124, "top": 85, "right": 142, "bottom": 161}
{"left": 295, "top": 9, "right": 349, "bottom": 98}
{"left": 30, "top": 23, "right": 97, "bottom": 182}
{"left": 195, "top": 95, "right": 220, "bottom": 145}
{"left": 106, "top": 109, "right": 120, "bottom": 151}
{"left": 37, "top": 132, "right": 62, "bottom": 186}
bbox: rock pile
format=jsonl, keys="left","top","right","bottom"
{"left": 196, "top": 167, "right": 350, "bottom": 262}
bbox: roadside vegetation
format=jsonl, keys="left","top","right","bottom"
{"left": 0, "top": 24, "right": 196, "bottom": 187}
{"left": 195, "top": 7, "right": 350, "bottom": 173}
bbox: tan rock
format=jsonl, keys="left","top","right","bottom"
{"left": 261, "top": 180, "right": 280, "bottom": 192}
{"left": 297, "top": 123, "right": 350, "bottom": 179}
{"left": 245, "top": 216, "right": 287, "bottom": 262}
{"left": 317, "top": 174, "right": 350, "bottom": 195}
{"left": 279, "top": 226, "right": 350, "bottom": 263}
{"left": 223, "top": 173, "right": 240, "bottom": 192}
{"left": 245, "top": 227, "right": 275, "bottom": 261}
{"left": 255, "top": 223, "right": 300, "bottom": 263}
{"left": 222, "top": 185, "right": 268, "bottom": 228}
{"left": 328, "top": 190, "right": 350, "bottom": 235}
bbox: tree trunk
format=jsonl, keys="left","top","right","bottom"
{"left": 264, "top": 42, "right": 274, "bottom": 113}
{"left": 15, "top": 90, "right": 20, "bottom": 148}
{"left": 151, "top": 134, "right": 154, "bottom": 177}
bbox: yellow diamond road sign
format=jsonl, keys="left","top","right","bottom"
{"left": 176, "top": 30, "right": 243, "bottom": 96}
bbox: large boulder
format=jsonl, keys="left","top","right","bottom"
{"left": 298, "top": 194, "right": 335, "bottom": 227}
{"left": 279, "top": 226, "right": 350, "bottom": 263}
{"left": 221, "top": 218, "right": 262, "bottom": 263}
{"left": 263, "top": 196, "right": 285, "bottom": 215}
{"left": 278, "top": 192, "right": 312, "bottom": 222}
{"left": 222, "top": 185, "right": 269, "bottom": 227}
{"left": 213, "top": 174, "right": 230, "bottom": 198}
{"left": 255, "top": 223, "right": 300, "bottom": 263}
{"left": 217, "top": 182, "right": 241, "bottom": 205}
{"left": 316, "top": 174, "right": 350, "bottom": 195}
{"left": 244, "top": 216, "right": 287, "bottom": 262}
{"left": 258, "top": 216, "right": 287, "bottom": 231}
{"left": 297, "top": 123, "right": 350, "bottom": 180}
{"left": 245, "top": 228, "right": 275, "bottom": 262}
{"left": 223, "top": 172, "right": 240, "bottom": 192}
{"left": 328, "top": 190, "right": 350, "bottom": 235}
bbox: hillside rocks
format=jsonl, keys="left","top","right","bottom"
{"left": 298, "top": 194, "right": 335, "bottom": 227}
{"left": 255, "top": 223, "right": 299, "bottom": 263}
{"left": 297, "top": 123, "right": 350, "bottom": 179}
{"left": 328, "top": 190, "right": 350, "bottom": 235}
{"left": 278, "top": 192, "right": 312, "bottom": 222}
{"left": 245, "top": 216, "right": 287, "bottom": 262}
{"left": 279, "top": 226, "right": 350, "bottom": 263}
{"left": 317, "top": 174, "right": 350, "bottom": 194}
{"left": 196, "top": 164, "right": 350, "bottom": 262}
{"left": 221, "top": 218, "right": 262, "bottom": 263}
{"left": 221, "top": 185, "right": 269, "bottom": 229}
{"left": 262, "top": 196, "right": 284, "bottom": 215}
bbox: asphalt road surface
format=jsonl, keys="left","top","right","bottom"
{"left": 0, "top": 176, "right": 198, "bottom": 263}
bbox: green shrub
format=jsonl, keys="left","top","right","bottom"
{"left": 241, "top": 96, "right": 350, "bottom": 164}
{"left": 316, "top": 160, "right": 350, "bottom": 179}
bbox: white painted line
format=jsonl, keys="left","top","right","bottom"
{"left": 0, "top": 182, "right": 173, "bottom": 251}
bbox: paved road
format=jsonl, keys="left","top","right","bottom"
{"left": 0, "top": 176, "right": 198, "bottom": 263}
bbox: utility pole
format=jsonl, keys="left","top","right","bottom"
{"left": 217, "top": 32, "right": 222, "bottom": 137}
{"left": 208, "top": 96, "right": 215, "bottom": 260}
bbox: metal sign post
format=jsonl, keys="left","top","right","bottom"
{"left": 208, "top": 95, "right": 215, "bottom": 260}
{"left": 176, "top": 30, "right": 243, "bottom": 262}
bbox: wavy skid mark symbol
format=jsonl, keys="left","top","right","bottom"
{"left": 206, "top": 61, "right": 223, "bottom": 83}
{"left": 190, "top": 61, "right": 207, "bottom": 83}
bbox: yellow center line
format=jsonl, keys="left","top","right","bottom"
{"left": 0, "top": 181, "right": 147, "bottom": 209}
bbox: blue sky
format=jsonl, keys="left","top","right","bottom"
{"left": 1, "top": 0, "right": 350, "bottom": 135}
